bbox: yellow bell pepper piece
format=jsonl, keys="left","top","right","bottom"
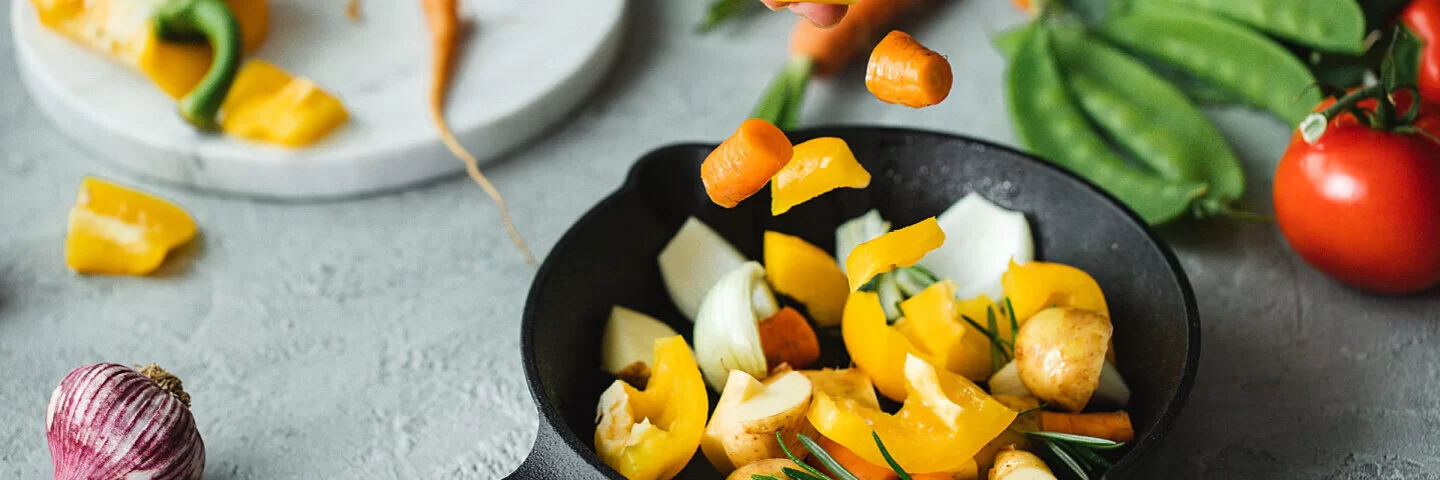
{"left": 842, "top": 291, "right": 939, "bottom": 402}
{"left": 846, "top": 217, "right": 945, "bottom": 291}
{"left": 31, "top": 0, "right": 270, "bottom": 99}
{"left": 65, "top": 176, "right": 197, "bottom": 275}
{"left": 764, "top": 231, "right": 849, "bottom": 327}
{"left": 220, "top": 61, "right": 349, "bottom": 147}
{"left": 807, "top": 353, "right": 1016, "bottom": 473}
{"left": 594, "top": 335, "right": 707, "bottom": 480}
{"left": 896, "top": 281, "right": 1005, "bottom": 382}
{"left": 1001, "top": 260, "right": 1109, "bottom": 323}
{"left": 770, "top": 137, "right": 872, "bottom": 215}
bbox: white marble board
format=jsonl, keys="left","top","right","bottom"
{"left": 12, "top": 0, "right": 626, "bottom": 199}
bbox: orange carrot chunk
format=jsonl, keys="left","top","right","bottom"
{"left": 701, "top": 118, "right": 794, "bottom": 208}
{"left": 865, "top": 30, "right": 952, "bottom": 108}
{"left": 1039, "top": 410, "right": 1136, "bottom": 443}
{"left": 789, "top": 0, "right": 918, "bottom": 76}
{"left": 758, "top": 307, "right": 821, "bottom": 369}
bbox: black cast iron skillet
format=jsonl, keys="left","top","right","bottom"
{"left": 509, "top": 127, "right": 1200, "bottom": 479}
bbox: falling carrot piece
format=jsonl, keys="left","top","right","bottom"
{"left": 789, "top": 0, "right": 919, "bottom": 76}
{"left": 1039, "top": 410, "right": 1135, "bottom": 443}
{"left": 865, "top": 30, "right": 952, "bottom": 108}
{"left": 772, "top": 0, "right": 861, "bottom": 3}
{"left": 422, "top": 0, "right": 535, "bottom": 264}
{"left": 347, "top": 0, "right": 362, "bottom": 21}
{"left": 701, "top": 118, "right": 794, "bottom": 208}
{"left": 758, "top": 307, "right": 821, "bottom": 369}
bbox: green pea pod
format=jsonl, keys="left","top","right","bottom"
{"left": 1006, "top": 27, "right": 1207, "bottom": 225}
{"left": 1052, "top": 28, "right": 1244, "bottom": 217}
{"left": 1128, "top": 0, "right": 1366, "bottom": 54}
{"left": 1100, "top": 9, "right": 1321, "bottom": 126}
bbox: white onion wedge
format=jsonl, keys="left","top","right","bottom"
{"left": 693, "top": 262, "right": 779, "bottom": 391}
{"left": 659, "top": 217, "right": 748, "bottom": 321}
{"left": 920, "top": 193, "right": 1033, "bottom": 300}
{"left": 1091, "top": 361, "right": 1132, "bottom": 410}
{"left": 601, "top": 306, "right": 680, "bottom": 385}
{"left": 988, "top": 361, "right": 1032, "bottom": 398}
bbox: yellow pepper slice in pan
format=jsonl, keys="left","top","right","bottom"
{"left": 595, "top": 335, "right": 707, "bottom": 480}
{"left": 764, "top": 231, "right": 849, "bottom": 327}
{"left": 1001, "top": 260, "right": 1109, "bottom": 323}
{"left": 896, "top": 281, "right": 1004, "bottom": 382}
{"left": 842, "top": 291, "right": 938, "bottom": 402}
{"left": 771, "top": 137, "right": 872, "bottom": 216}
{"left": 807, "top": 352, "right": 1016, "bottom": 473}
{"left": 65, "top": 176, "right": 197, "bottom": 275}
{"left": 846, "top": 217, "right": 945, "bottom": 291}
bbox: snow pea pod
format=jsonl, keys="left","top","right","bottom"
{"left": 1100, "top": 9, "right": 1321, "bottom": 126}
{"left": 1052, "top": 28, "right": 1245, "bottom": 216}
{"left": 1129, "top": 0, "right": 1366, "bottom": 54}
{"left": 1006, "top": 27, "right": 1207, "bottom": 225}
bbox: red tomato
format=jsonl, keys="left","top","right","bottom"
{"left": 1402, "top": 0, "right": 1440, "bottom": 102}
{"left": 1274, "top": 102, "right": 1440, "bottom": 294}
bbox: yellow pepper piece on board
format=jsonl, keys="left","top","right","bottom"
{"left": 221, "top": 61, "right": 349, "bottom": 147}
{"left": 846, "top": 217, "right": 945, "bottom": 291}
{"left": 770, "top": 137, "right": 872, "bottom": 215}
{"left": 31, "top": 0, "right": 270, "bottom": 99}
{"left": 595, "top": 335, "right": 707, "bottom": 480}
{"left": 764, "top": 231, "right": 848, "bottom": 327}
{"left": 807, "top": 353, "right": 1016, "bottom": 474}
{"left": 1002, "top": 260, "right": 1109, "bottom": 323}
{"left": 842, "top": 291, "right": 939, "bottom": 402}
{"left": 65, "top": 176, "right": 197, "bottom": 275}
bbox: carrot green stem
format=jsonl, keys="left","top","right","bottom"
{"left": 752, "top": 56, "right": 813, "bottom": 130}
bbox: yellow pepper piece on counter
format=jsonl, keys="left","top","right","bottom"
{"left": 594, "top": 335, "right": 707, "bottom": 480}
{"left": 220, "top": 61, "right": 349, "bottom": 147}
{"left": 1002, "top": 260, "right": 1109, "bottom": 323}
{"left": 807, "top": 353, "right": 1016, "bottom": 474}
{"left": 770, "top": 137, "right": 872, "bottom": 215}
{"left": 846, "top": 217, "right": 945, "bottom": 291}
{"left": 842, "top": 291, "right": 938, "bottom": 402}
{"left": 31, "top": 0, "right": 270, "bottom": 99}
{"left": 65, "top": 176, "right": 197, "bottom": 275}
{"left": 764, "top": 231, "right": 849, "bottom": 327}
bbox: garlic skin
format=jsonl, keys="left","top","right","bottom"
{"left": 47, "top": 363, "right": 205, "bottom": 480}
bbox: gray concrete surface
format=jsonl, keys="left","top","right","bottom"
{"left": 4, "top": 1, "right": 1439, "bottom": 478}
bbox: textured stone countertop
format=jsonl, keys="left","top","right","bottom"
{"left": 3, "top": 1, "right": 1438, "bottom": 479}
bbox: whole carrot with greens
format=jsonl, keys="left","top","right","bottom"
{"left": 865, "top": 30, "right": 952, "bottom": 108}
{"left": 755, "top": 0, "right": 921, "bottom": 129}
{"left": 421, "top": 0, "right": 535, "bottom": 264}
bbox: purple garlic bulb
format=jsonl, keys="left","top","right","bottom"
{"left": 47, "top": 363, "right": 205, "bottom": 480}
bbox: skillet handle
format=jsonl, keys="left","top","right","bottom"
{"left": 505, "top": 414, "right": 609, "bottom": 479}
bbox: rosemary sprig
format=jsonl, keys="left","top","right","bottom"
{"left": 1022, "top": 430, "right": 1126, "bottom": 480}
{"left": 1014, "top": 401, "right": 1049, "bottom": 418}
{"left": 776, "top": 432, "right": 836, "bottom": 480}
{"left": 961, "top": 307, "right": 1014, "bottom": 372}
{"left": 871, "top": 432, "right": 912, "bottom": 480}
{"left": 797, "top": 434, "right": 859, "bottom": 480}
{"left": 1005, "top": 297, "right": 1019, "bottom": 346}
{"left": 762, "top": 431, "right": 918, "bottom": 480}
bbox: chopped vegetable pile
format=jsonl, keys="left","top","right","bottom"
{"left": 596, "top": 133, "right": 1138, "bottom": 480}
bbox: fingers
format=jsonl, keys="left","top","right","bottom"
{"left": 788, "top": 3, "right": 849, "bottom": 27}
{"left": 758, "top": 1, "right": 849, "bottom": 27}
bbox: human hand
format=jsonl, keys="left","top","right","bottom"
{"left": 759, "top": 0, "right": 849, "bottom": 27}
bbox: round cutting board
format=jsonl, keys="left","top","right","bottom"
{"left": 12, "top": 0, "right": 626, "bottom": 199}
